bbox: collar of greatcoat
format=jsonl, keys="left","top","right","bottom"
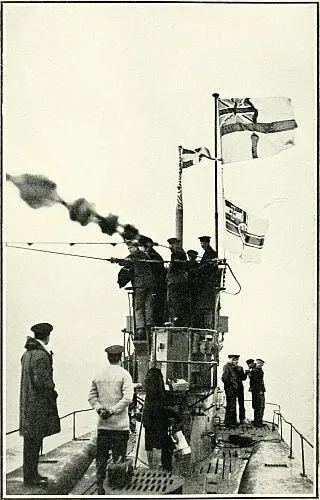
{"left": 35, "top": 337, "right": 51, "bottom": 355}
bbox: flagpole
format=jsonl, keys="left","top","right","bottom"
{"left": 175, "top": 145, "right": 183, "bottom": 246}
{"left": 212, "top": 93, "right": 219, "bottom": 256}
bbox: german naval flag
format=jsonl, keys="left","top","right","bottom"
{"left": 224, "top": 199, "right": 269, "bottom": 264}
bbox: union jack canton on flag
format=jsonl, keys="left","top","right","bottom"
{"left": 218, "top": 97, "right": 297, "bottom": 164}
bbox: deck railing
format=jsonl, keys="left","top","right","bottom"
{"left": 7, "top": 401, "right": 314, "bottom": 478}
{"left": 6, "top": 407, "right": 94, "bottom": 451}
{"left": 273, "top": 408, "right": 314, "bottom": 478}
{"left": 243, "top": 399, "right": 313, "bottom": 479}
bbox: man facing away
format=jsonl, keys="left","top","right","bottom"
{"left": 19, "top": 322, "right": 60, "bottom": 487}
{"left": 250, "top": 358, "right": 266, "bottom": 427}
{"left": 88, "top": 344, "right": 134, "bottom": 495}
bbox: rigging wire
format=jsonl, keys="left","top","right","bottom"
{"left": 222, "top": 263, "right": 242, "bottom": 295}
{"left": 5, "top": 241, "right": 126, "bottom": 246}
{"left": 6, "top": 243, "right": 241, "bottom": 293}
{"left": 5, "top": 244, "right": 111, "bottom": 262}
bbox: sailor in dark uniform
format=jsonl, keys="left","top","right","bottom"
{"left": 196, "top": 236, "right": 218, "bottom": 329}
{"left": 221, "top": 354, "right": 239, "bottom": 427}
{"left": 139, "top": 236, "right": 166, "bottom": 327}
{"left": 166, "top": 238, "right": 189, "bottom": 326}
{"left": 121, "top": 241, "right": 156, "bottom": 341}
{"left": 233, "top": 355, "right": 247, "bottom": 424}
{"left": 186, "top": 250, "right": 200, "bottom": 327}
{"left": 250, "top": 358, "right": 266, "bottom": 427}
{"left": 245, "top": 358, "right": 256, "bottom": 410}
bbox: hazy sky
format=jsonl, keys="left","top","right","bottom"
{"left": 3, "top": 2, "right": 317, "bottom": 440}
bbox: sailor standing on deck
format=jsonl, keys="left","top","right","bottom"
{"left": 250, "top": 358, "right": 266, "bottom": 427}
{"left": 221, "top": 354, "right": 239, "bottom": 428}
{"left": 196, "top": 236, "right": 218, "bottom": 329}
{"left": 88, "top": 345, "right": 134, "bottom": 495}
{"left": 245, "top": 358, "right": 256, "bottom": 409}
{"left": 186, "top": 250, "right": 200, "bottom": 327}
{"left": 140, "top": 236, "right": 166, "bottom": 327}
{"left": 233, "top": 356, "right": 247, "bottom": 424}
{"left": 123, "top": 241, "right": 156, "bottom": 341}
{"left": 166, "top": 238, "right": 189, "bottom": 326}
{"left": 19, "top": 322, "right": 60, "bottom": 487}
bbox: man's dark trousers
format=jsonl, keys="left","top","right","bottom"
{"left": 236, "top": 388, "right": 246, "bottom": 423}
{"left": 23, "top": 437, "right": 43, "bottom": 482}
{"left": 96, "top": 430, "right": 129, "bottom": 485}
{"left": 224, "top": 390, "right": 237, "bottom": 427}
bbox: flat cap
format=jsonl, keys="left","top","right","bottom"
{"left": 105, "top": 344, "right": 124, "bottom": 354}
{"left": 187, "top": 249, "right": 198, "bottom": 256}
{"left": 256, "top": 358, "right": 265, "bottom": 364}
{"left": 167, "top": 237, "right": 180, "bottom": 244}
{"left": 139, "top": 235, "right": 153, "bottom": 245}
{"left": 246, "top": 358, "right": 255, "bottom": 365}
{"left": 31, "top": 322, "right": 53, "bottom": 336}
{"left": 228, "top": 354, "right": 240, "bottom": 359}
{"left": 199, "top": 236, "right": 211, "bottom": 242}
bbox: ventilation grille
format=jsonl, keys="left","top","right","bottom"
{"left": 264, "top": 463, "right": 288, "bottom": 468}
{"left": 107, "top": 470, "right": 184, "bottom": 494}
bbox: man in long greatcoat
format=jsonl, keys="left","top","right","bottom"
{"left": 19, "top": 322, "right": 60, "bottom": 487}
{"left": 196, "top": 236, "right": 219, "bottom": 329}
{"left": 221, "top": 354, "right": 239, "bottom": 427}
{"left": 140, "top": 236, "right": 166, "bottom": 327}
{"left": 119, "top": 241, "right": 156, "bottom": 341}
{"left": 250, "top": 358, "right": 266, "bottom": 427}
{"left": 166, "top": 238, "right": 189, "bottom": 326}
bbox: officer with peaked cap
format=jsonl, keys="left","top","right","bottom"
{"left": 166, "top": 237, "right": 189, "bottom": 326}
{"left": 20, "top": 323, "right": 60, "bottom": 487}
{"left": 232, "top": 355, "right": 247, "bottom": 424}
{"left": 250, "top": 359, "right": 266, "bottom": 427}
{"left": 221, "top": 354, "right": 240, "bottom": 427}
{"left": 88, "top": 344, "right": 134, "bottom": 495}
{"left": 195, "top": 236, "right": 219, "bottom": 328}
{"left": 118, "top": 241, "right": 156, "bottom": 341}
{"left": 186, "top": 250, "right": 201, "bottom": 326}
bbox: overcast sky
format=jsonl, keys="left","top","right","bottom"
{"left": 3, "top": 3, "right": 317, "bottom": 441}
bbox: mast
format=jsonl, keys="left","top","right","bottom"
{"left": 175, "top": 145, "right": 183, "bottom": 245}
{"left": 212, "top": 93, "right": 219, "bottom": 256}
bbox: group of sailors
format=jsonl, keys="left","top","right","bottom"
{"left": 115, "top": 234, "right": 222, "bottom": 340}
{"left": 222, "top": 354, "right": 266, "bottom": 428}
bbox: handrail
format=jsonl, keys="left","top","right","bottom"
{"left": 6, "top": 407, "right": 94, "bottom": 440}
{"left": 273, "top": 409, "right": 313, "bottom": 478}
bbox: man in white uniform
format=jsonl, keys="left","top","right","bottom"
{"left": 88, "top": 344, "right": 134, "bottom": 495}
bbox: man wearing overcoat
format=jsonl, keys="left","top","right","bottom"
{"left": 197, "top": 236, "right": 218, "bottom": 328}
{"left": 166, "top": 237, "right": 189, "bottom": 326}
{"left": 221, "top": 354, "right": 239, "bottom": 427}
{"left": 19, "top": 322, "right": 60, "bottom": 487}
{"left": 250, "top": 358, "right": 266, "bottom": 427}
